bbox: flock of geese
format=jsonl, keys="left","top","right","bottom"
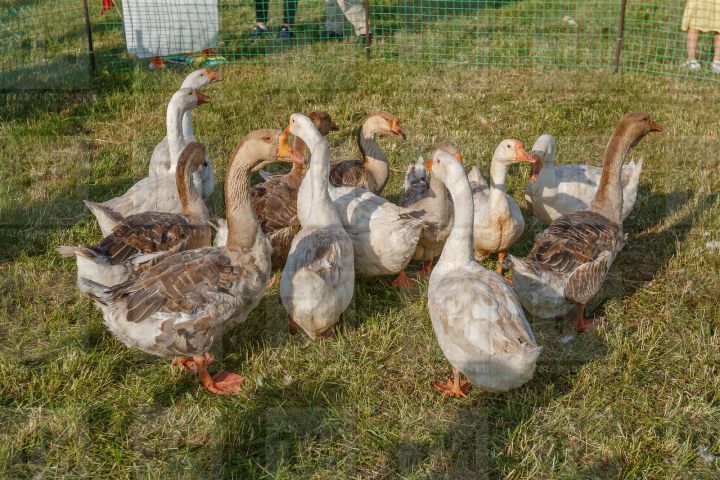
{"left": 58, "top": 69, "right": 661, "bottom": 397}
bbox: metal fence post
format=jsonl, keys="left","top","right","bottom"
{"left": 614, "top": 0, "right": 628, "bottom": 73}
{"left": 363, "top": 0, "right": 372, "bottom": 59}
{"left": 83, "top": 0, "right": 97, "bottom": 75}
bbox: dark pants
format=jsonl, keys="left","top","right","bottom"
{"left": 255, "top": 0, "right": 298, "bottom": 26}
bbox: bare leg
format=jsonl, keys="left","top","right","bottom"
{"left": 417, "top": 259, "right": 434, "bottom": 278}
{"left": 573, "top": 302, "right": 596, "bottom": 333}
{"left": 392, "top": 270, "right": 417, "bottom": 288}
{"left": 687, "top": 28, "right": 700, "bottom": 60}
{"left": 496, "top": 251, "right": 506, "bottom": 275}
{"left": 194, "top": 355, "right": 245, "bottom": 395}
{"left": 266, "top": 272, "right": 278, "bottom": 289}
{"left": 433, "top": 367, "right": 471, "bottom": 397}
{"left": 714, "top": 32, "right": 720, "bottom": 62}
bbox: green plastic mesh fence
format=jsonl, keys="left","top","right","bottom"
{"left": 2, "top": 0, "right": 720, "bottom": 89}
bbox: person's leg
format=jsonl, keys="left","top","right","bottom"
{"left": 714, "top": 32, "right": 720, "bottom": 62}
{"left": 325, "top": 0, "right": 345, "bottom": 35}
{"left": 284, "top": 0, "right": 298, "bottom": 28}
{"left": 255, "top": 0, "right": 269, "bottom": 26}
{"left": 335, "top": 0, "right": 368, "bottom": 36}
{"left": 687, "top": 27, "right": 700, "bottom": 60}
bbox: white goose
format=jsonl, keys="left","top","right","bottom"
{"left": 280, "top": 114, "right": 355, "bottom": 339}
{"left": 525, "top": 134, "right": 643, "bottom": 223}
{"left": 426, "top": 148, "right": 540, "bottom": 397}
{"left": 86, "top": 88, "right": 211, "bottom": 236}
{"left": 469, "top": 140, "right": 535, "bottom": 276}
{"left": 148, "top": 68, "right": 221, "bottom": 185}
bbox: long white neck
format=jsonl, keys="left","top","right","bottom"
{"left": 167, "top": 100, "right": 187, "bottom": 171}
{"left": 437, "top": 173, "right": 475, "bottom": 267}
{"left": 182, "top": 111, "right": 195, "bottom": 142}
{"left": 298, "top": 138, "right": 340, "bottom": 228}
{"left": 489, "top": 159, "right": 511, "bottom": 217}
{"left": 358, "top": 124, "right": 389, "bottom": 192}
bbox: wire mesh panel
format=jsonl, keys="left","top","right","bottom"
{"left": 1, "top": 0, "right": 91, "bottom": 89}
{"left": 2, "top": 0, "right": 720, "bottom": 83}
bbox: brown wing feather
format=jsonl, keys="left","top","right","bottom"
{"left": 251, "top": 178, "right": 299, "bottom": 234}
{"left": 110, "top": 248, "right": 238, "bottom": 323}
{"left": 329, "top": 160, "right": 368, "bottom": 188}
{"left": 92, "top": 212, "right": 209, "bottom": 264}
{"left": 528, "top": 211, "right": 621, "bottom": 275}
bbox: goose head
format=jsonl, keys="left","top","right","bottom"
{"left": 363, "top": 111, "right": 406, "bottom": 140}
{"left": 617, "top": 112, "right": 662, "bottom": 147}
{"left": 178, "top": 141, "right": 208, "bottom": 174}
{"left": 423, "top": 146, "right": 466, "bottom": 190}
{"left": 309, "top": 111, "right": 339, "bottom": 136}
{"left": 180, "top": 68, "right": 223, "bottom": 89}
{"left": 235, "top": 129, "right": 304, "bottom": 171}
{"left": 529, "top": 134, "right": 557, "bottom": 182}
{"left": 492, "top": 139, "right": 535, "bottom": 167}
{"left": 435, "top": 142, "right": 463, "bottom": 164}
{"left": 170, "top": 87, "right": 210, "bottom": 113}
{"left": 285, "top": 113, "right": 325, "bottom": 152}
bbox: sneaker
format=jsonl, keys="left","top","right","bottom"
{"left": 712, "top": 61, "right": 720, "bottom": 74}
{"left": 683, "top": 59, "right": 701, "bottom": 70}
{"left": 278, "top": 26, "right": 294, "bottom": 41}
{"left": 250, "top": 25, "right": 267, "bottom": 42}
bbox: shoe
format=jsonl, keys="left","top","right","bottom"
{"left": 322, "top": 31, "right": 343, "bottom": 40}
{"left": 250, "top": 25, "right": 267, "bottom": 42}
{"left": 683, "top": 59, "right": 701, "bottom": 71}
{"left": 278, "top": 26, "right": 294, "bottom": 41}
{"left": 712, "top": 61, "right": 720, "bottom": 74}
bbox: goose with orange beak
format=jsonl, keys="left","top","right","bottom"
{"left": 468, "top": 139, "right": 536, "bottom": 280}
{"left": 425, "top": 147, "right": 540, "bottom": 397}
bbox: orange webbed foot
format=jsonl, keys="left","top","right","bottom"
{"left": 432, "top": 378, "right": 471, "bottom": 398}
{"left": 203, "top": 371, "right": 246, "bottom": 395}
{"left": 392, "top": 270, "right": 417, "bottom": 288}
{"left": 573, "top": 317, "right": 597, "bottom": 333}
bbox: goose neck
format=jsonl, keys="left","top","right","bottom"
{"left": 357, "top": 125, "right": 389, "bottom": 192}
{"left": 176, "top": 160, "right": 208, "bottom": 222}
{"left": 298, "top": 139, "right": 338, "bottom": 227}
{"left": 167, "top": 100, "right": 187, "bottom": 170}
{"left": 437, "top": 174, "right": 475, "bottom": 267}
{"left": 224, "top": 144, "right": 259, "bottom": 251}
{"left": 590, "top": 129, "right": 634, "bottom": 224}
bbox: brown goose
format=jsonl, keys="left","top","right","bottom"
{"left": 509, "top": 112, "right": 661, "bottom": 333}
{"left": 328, "top": 111, "right": 405, "bottom": 194}
{"left": 80, "top": 130, "right": 302, "bottom": 395}
{"left": 247, "top": 111, "right": 339, "bottom": 269}
{"left": 58, "top": 142, "right": 212, "bottom": 295}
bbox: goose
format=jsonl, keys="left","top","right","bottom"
{"left": 280, "top": 114, "right": 355, "bottom": 339}
{"left": 525, "top": 134, "right": 644, "bottom": 223}
{"left": 246, "top": 111, "right": 339, "bottom": 269}
{"left": 329, "top": 186, "right": 424, "bottom": 280}
{"left": 426, "top": 147, "right": 540, "bottom": 397}
{"left": 86, "top": 88, "right": 211, "bottom": 236}
{"left": 509, "top": 113, "right": 661, "bottom": 333}
{"left": 80, "top": 129, "right": 302, "bottom": 395}
{"left": 328, "top": 111, "right": 405, "bottom": 194}
{"left": 469, "top": 140, "right": 535, "bottom": 276}
{"left": 148, "top": 68, "right": 221, "bottom": 184}
{"left": 58, "top": 142, "right": 212, "bottom": 295}
{"left": 393, "top": 143, "right": 462, "bottom": 287}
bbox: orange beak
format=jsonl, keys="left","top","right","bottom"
{"left": 529, "top": 154, "right": 543, "bottom": 183}
{"left": 195, "top": 91, "right": 210, "bottom": 105}
{"left": 455, "top": 152, "right": 463, "bottom": 164}
{"left": 423, "top": 158, "right": 433, "bottom": 170}
{"left": 514, "top": 141, "right": 534, "bottom": 163}
{"left": 390, "top": 121, "right": 406, "bottom": 140}
{"left": 206, "top": 69, "right": 222, "bottom": 83}
{"left": 278, "top": 131, "right": 304, "bottom": 164}
{"left": 650, "top": 120, "right": 662, "bottom": 132}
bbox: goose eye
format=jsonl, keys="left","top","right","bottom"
{"left": 263, "top": 136, "right": 273, "bottom": 143}
{"left": 203, "top": 161, "right": 208, "bottom": 167}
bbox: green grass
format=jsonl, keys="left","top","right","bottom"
{"left": 1, "top": 61, "right": 720, "bottom": 478}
